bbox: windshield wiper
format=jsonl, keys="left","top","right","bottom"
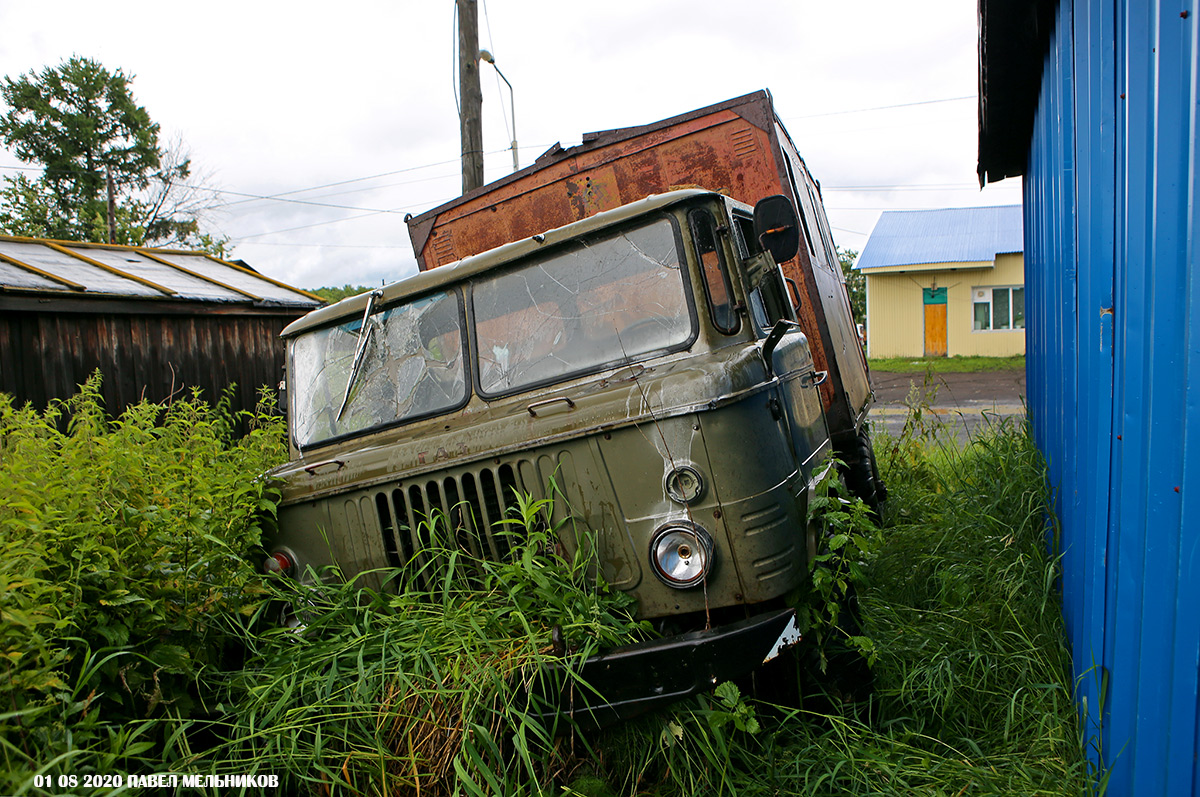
{"left": 336, "top": 289, "right": 383, "bottom": 422}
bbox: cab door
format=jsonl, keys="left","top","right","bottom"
{"left": 726, "top": 200, "right": 831, "bottom": 482}
{"left": 765, "top": 324, "right": 831, "bottom": 483}
{"left": 730, "top": 211, "right": 831, "bottom": 481}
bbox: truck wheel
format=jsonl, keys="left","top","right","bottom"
{"left": 841, "top": 428, "right": 884, "bottom": 516}
{"left": 866, "top": 428, "right": 887, "bottom": 504}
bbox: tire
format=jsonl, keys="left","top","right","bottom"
{"left": 841, "top": 427, "right": 885, "bottom": 516}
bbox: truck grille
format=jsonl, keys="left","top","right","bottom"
{"left": 373, "top": 461, "right": 528, "bottom": 589}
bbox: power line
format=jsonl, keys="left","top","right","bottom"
{"left": 231, "top": 210, "right": 394, "bottom": 241}
{"left": 784, "top": 95, "right": 974, "bottom": 121}
{"left": 479, "top": 0, "right": 513, "bottom": 146}
{"left": 210, "top": 189, "right": 400, "bottom": 214}
{"left": 234, "top": 240, "right": 412, "bottom": 250}
{"left": 214, "top": 157, "right": 464, "bottom": 207}
{"left": 823, "top": 183, "right": 987, "bottom": 192}
{"left": 229, "top": 194, "right": 458, "bottom": 241}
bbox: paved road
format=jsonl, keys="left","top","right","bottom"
{"left": 868, "top": 369, "right": 1027, "bottom": 443}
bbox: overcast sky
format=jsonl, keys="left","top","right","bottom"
{"left": 0, "top": 1, "right": 1020, "bottom": 290}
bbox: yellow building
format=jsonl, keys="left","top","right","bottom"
{"left": 856, "top": 206, "right": 1024, "bottom": 358}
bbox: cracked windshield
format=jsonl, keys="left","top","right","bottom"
{"left": 291, "top": 291, "right": 465, "bottom": 446}
{"left": 473, "top": 218, "right": 691, "bottom": 394}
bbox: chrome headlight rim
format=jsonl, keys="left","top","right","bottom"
{"left": 649, "top": 521, "right": 715, "bottom": 589}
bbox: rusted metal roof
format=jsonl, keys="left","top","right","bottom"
{"left": 0, "top": 235, "right": 322, "bottom": 307}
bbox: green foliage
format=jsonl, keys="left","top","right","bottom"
{"left": 0, "top": 374, "right": 285, "bottom": 793}
{"left": 179, "top": 495, "right": 646, "bottom": 795}
{"left": 708, "top": 682, "right": 760, "bottom": 736}
{"left": 586, "top": 682, "right": 768, "bottom": 797}
{"left": 0, "top": 56, "right": 226, "bottom": 254}
{"left": 869, "top": 354, "right": 1026, "bottom": 373}
{"left": 0, "top": 374, "right": 1094, "bottom": 796}
{"left": 309, "top": 284, "right": 374, "bottom": 304}
{"left": 793, "top": 464, "right": 882, "bottom": 671}
{"left": 838, "top": 247, "right": 866, "bottom": 326}
{"left": 812, "top": 418, "right": 1095, "bottom": 795}
{"left": 572, "top": 422, "right": 1095, "bottom": 796}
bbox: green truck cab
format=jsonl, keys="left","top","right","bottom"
{"left": 267, "top": 190, "right": 835, "bottom": 723}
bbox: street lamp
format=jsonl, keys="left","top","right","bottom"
{"left": 478, "top": 49, "right": 519, "bottom": 172}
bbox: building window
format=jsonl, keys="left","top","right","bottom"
{"left": 973, "top": 286, "right": 1025, "bottom": 331}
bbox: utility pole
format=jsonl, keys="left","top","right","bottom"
{"left": 458, "top": 0, "right": 484, "bottom": 193}
{"left": 105, "top": 164, "right": 116, "bottom": 244}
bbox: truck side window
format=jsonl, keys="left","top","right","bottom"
{"left": 781, "top": 152, "right": 817, "bottom": 259}
{"left": 806, "top": 179, "right": 839, "bottom": 270}
{"left": 732, "top": 214, "right": 771, "bottom": 336}
{"left": 688, "top": 209, "right": 740, "bottom": 334}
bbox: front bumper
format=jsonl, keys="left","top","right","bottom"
{"left": 532, "top": 608, "right": 801, "bottom": 729}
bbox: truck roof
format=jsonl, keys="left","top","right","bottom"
{"left": 282, "top": 188, "right": 721, "bottom": 338}
{"left": 405, "top": 90, "right": 779, "bottom": 266}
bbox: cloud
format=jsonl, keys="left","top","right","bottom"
{"left": 0, "top": 0, "right": 1014, "bottom": 287}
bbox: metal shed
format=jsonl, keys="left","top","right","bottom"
{"left": 980, "top": 0, "right": 1200, "bottom": 794}
{"left": 0, "top": 236, "right": 322, "bottom": 419}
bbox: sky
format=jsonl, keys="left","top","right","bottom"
{"left": 0, "top": 1, "right": 1021, "bottom": 291}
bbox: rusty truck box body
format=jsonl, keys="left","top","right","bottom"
{"left": 405, "top": 91, "right": 872, "bottom": 472}
{"left": 269, "top": 190, "right": 832, "bottom": 721}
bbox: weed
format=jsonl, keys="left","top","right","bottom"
{"left": 0, "top": 375, "right": 1096, "bottom": 796}
{"left": 794, "top": 463, "right": 882, "bottom": 672}
{"left": 179, "top": 500, "right": 646, "bottom": 796}
{"left": 0, "top": 374, "right": 284, "bottom": 793}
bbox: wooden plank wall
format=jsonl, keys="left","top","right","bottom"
{"left": 0, "top": 309, "right": 298, "bottom": 421}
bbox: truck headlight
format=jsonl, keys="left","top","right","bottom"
{"left": 650, "top": 522, "right": 714, "bottom": 588}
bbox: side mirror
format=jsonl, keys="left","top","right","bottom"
{"left": 753, "top": 195, "right": 801, "bottom": 264}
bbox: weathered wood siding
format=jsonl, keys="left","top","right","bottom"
{"left": 0, "top": 302, "right": 299, "bottom": 419}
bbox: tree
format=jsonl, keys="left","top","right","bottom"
{"left": 0, "top": 57, "right": 226, "bottom": 253}
{"left": 310, "top": 284, "right": 373, "bottom": 304}
{"left": 838, "top": 247, "right": 866, "bottom": 328}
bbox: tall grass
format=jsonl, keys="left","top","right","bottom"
{"left": 1, "top": 376, "right": 1094, "bottom": 796}
{"left": 0, "top": 374, "right": 285, "bottom": 793}
{"left": 180, "top": 496, "right": 648, "bottom": 796}
{"left": 557, "top": 417, "right": 1096, "bottom": 796}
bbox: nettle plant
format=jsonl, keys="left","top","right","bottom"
{"left": 796, "top": 462, "right": 882, "bottom": 671}
{"left": 0, "top": 374, "right": 286, "bottom": 789}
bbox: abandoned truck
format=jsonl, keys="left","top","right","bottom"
{"left": 406, "top": 89, "right": 883, "bottom": 510}
{"left": 266, "top": 189, "right": 836, "bottom": 722}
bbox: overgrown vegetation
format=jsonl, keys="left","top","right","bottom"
{"left": 0, "top": 376, "right": 1094, "bottom": 795}
{"left": 869, "top": 354, "right": 1025, "bottom": 373}
{"left": 756, "top": 414, "right": 1094, "bottom": 795}
{"left": 0, "top": 375, "right": 284, "bottom": 792}
{"left": 559, "top": 412, "right": 1095, "bottom": 796}
{"left": 183, "top": 490, "right": 648, "bottom": 795}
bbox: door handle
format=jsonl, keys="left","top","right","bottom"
{"left": 527, "top": 396, "right": 576, "bottom": 417}
{"left": 800, "top": 370, "right": 828, "bottom": 389}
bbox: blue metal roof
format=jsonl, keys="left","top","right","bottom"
{"left": 856, "top": 205, "right": 1023, "bottom": 269}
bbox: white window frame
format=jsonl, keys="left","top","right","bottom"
{"left": 972, "top": 285, "right": 1026, "bottom": 332}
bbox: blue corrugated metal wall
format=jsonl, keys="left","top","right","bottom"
{"left": 1024, "top": 1, "right": 1200, "bottom": 793}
